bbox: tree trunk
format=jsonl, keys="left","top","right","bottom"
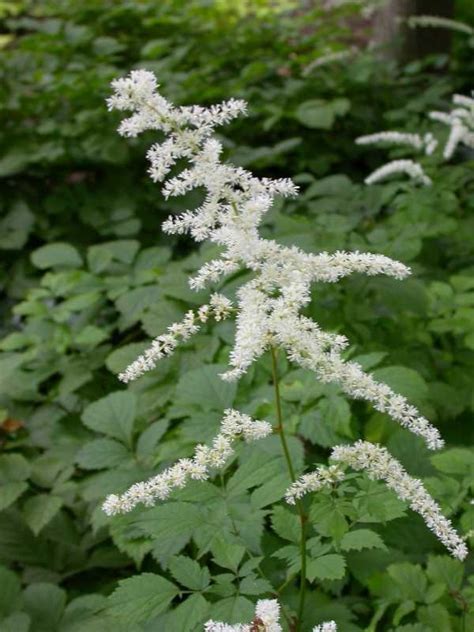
{"left": 374, "top": 0, "right": 455, "bottom": 62}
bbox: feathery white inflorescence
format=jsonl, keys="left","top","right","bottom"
{"left": 355, "top": 131, "right": 437, "bottom": 154}
{"left": 204, "top": 599, "right": 282, "bottom": 632}
{"left": 118, "top": 293, "right": 233, "bottom": 383}
{"left": 102, "top": 409, "right": 271, "bottom": 516}
{"left": 104, "top": 72, "right": 466, "bottom": 561}
{"left": 312, "top": 622, "right": 338, "bottom": 632}
{"left": 359, "top": 91, "right": 474, "bottom": 185}
{"left": 204, "top": 599, "right": 337, "bottom": 632}
{"left": 364, "top": 159, "right": 432, "bottom": 186}
{"left": 285, "top": 465, "right": 345, "bottom": 504}
{"left": 106, "top": 70, "right": 444, "bottom": 453}
{"left": 429, "top": 94, "right": 474, "bottom": 159}
{"left": 407, "top": 14, "right": 474, "bottom": 36}
{"left": 328, "top": 441, "right": 467, "bottom": 560}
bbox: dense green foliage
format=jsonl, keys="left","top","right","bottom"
{"left": 0, "top": 1, "right": 473, "bottom": 630}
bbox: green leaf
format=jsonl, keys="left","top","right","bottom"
{"left": 307, "top": 554, "right": 346, "bottom": 581}
{"left": 0, "top": 613, "right": 31, "bottom": 632}
{"left": 294, "top": 98, "right": 350, "bottom": 130}
{"left": 136, "top": 420, "right": 169, "bottom": 461}
{"left": 0, "top": 481, "right": 28, "bottom": 511}
{"left": 418, "top": 603, "right": 452, "bottom": 632}
{"left": 164, "top": 593, "right": 209, "bottom": 632}
{"left": 74, "top": 325, "right": 108, "bottom": 348}
{"left": 209, "top": 595, "right": 254, "bottom": 625}
{"left": 174, "top": 364, "right": 237, "bottom": 412}
{"left": 0, "top": 566, "right": 21, "bottom": 617}
{"left": 371, "top": 366, "right": 429, "bottom": 408}
{"left": 23, "top": 583, "right": 67, "bottom": 631}
{"left": 211, "top": 537, "right": 246, "bottom": 572}
{"left": 0, "top": 511, "right": 49, "bottom": 566}
{"left": 76, "top": 438, "right": 130, "bottom": 470}
{"left": 23, "top": 494, "right": 62, "bottom": 535}
{"left": 168, "top": 556, "right": 211, "bottom": 591}
{"left": 106, "top": 343, "right": 147, "bottom": 374}
{"left": 0, "top": 202, "right": 34, "bottom": 250}
{"left": 388, "top": 562, "right": 427, "bottom": 603}
{"left": 87, "top": 240, "right": 139, "bottom": 274}
{"left": 431, "top": 448, "right": 474, "bottom": 476}
{"left": 81, "top": 391, "right": 136, "bottom": 446}
{"left": 106, "top": 573, "right": 179, "bottom": 624}
{"left": 0, "top": 454, "right": 31, "bottom": 482}
{"left": 309, "top": 496, "right": 349, "bottom": 539}
{"left": 141, "top": 502, "right": 203, "bottom": 565}
{"left": 116, "top": 286, "right": 161, "bottom": 326}
{"left": 271, "top": 506, "right": 300, "bottom": 543}
{"left": 239, "top": 574, "right": 273, "bottom": 595}
{"left": 426, "top": 555, "right": 463, "bottom": 591}
{"left": 31, "top": 242, "right": 82, "bottom": 269}
{"left": 340, "top": 529, "right": 386, "bottom": 552}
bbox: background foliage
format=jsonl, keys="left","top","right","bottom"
{"left": 0, "top": 0, "right": 473, "bottom": 630}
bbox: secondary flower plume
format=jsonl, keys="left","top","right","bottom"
{"left": 286, "top": 442, "right": 468, "bottom": 560}
{"left": 102, "top": 409, "right": 271, "bottom": 516}
{"left": 357, "top": 92, "right": 474, "bottom": 185}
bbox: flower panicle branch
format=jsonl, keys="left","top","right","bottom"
{"left": 118, "top": 293, "right": 233, "bottom": 383}
{"left": 358, "top": 91, "right": 474, "bottom": 185}
{"left": 102, "top": 409, "right": 271, "bottom": 516}
{"left": 286, "top": 441, "right": 468, "bottom": 561}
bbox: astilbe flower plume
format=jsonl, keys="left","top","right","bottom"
{"left": 357, "top": 92, "right": 474, "bottom": 185}
{"left": 203, "top": 599, "right": 337, "bottom": 632}
{"left": 103, "top": 70, "right": 467, "bottom": 560}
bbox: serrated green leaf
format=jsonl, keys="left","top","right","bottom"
{"left": 23, "top": 494, "right": 62, "bottom": 535}
{"left": 81, "top": 391, "right": 136, "bottom": 446}
{"left": 340, "top": 529, "right": 386, "bottom": 552}
{"left": 239, "top": 574, "right": 273, "bottom": 595}
{"left": 164, "top": 593, "right": 209, "bottom": 632}
{"left": 426, "top": 555, "right": 463, "bottom": 591}
{"left": 209, "top": 595, "right": 254, "bottom": 625}
{"left": 307, "top": 554, "right": 346, "bottom": 581}
{"left": 175, "top": 364, "right": 237, "bottom": 412}
{"left": 76, "top": 438, "right": 130, "bottom": 470}
{"left": 168, "top": 556, "right": 211, "bottom": 591}
{"left": 106, "top": 573, "right": 178, "bottom": 623}
{"left": 309, "top": 496, "right": 349, "bottom": 539}
{"left": 140, "top": 502, "right": 203, "bottom": 565}
{"left": 211, "top": 538, "right": 246, "bottom": 572}
{"left": 0, "top": 481, "right": 28, "bottom": 511}
{"left": 271, "top": 506, "right": 300, "bottom": 543}
{"left": 388, "top": 563, "right": 427, "bottom": 602}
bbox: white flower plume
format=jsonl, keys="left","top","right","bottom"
{"left": 286, "top": 441, "right": 467, "bottom": 560}
{"left": 107, "top": 70, "right": 444, "bottom": 451}
{"left": 358, "top": 91, "right": 474, "bottom": 186}
{"left": 204, "top": 598, "right": 338, "bottom": 632}
{"left": 102, "top": 409, "right": 271, "bottom": 516}
{"left": 312, "top": 622, "right": 338, "bottom": 632}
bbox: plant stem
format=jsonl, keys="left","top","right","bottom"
{"left": 270, "top": 346, "right": 307, "bottom": 632}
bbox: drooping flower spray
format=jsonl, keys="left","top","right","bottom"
{"left": 103, "top": 70, "right": 468, "bottom": 629}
